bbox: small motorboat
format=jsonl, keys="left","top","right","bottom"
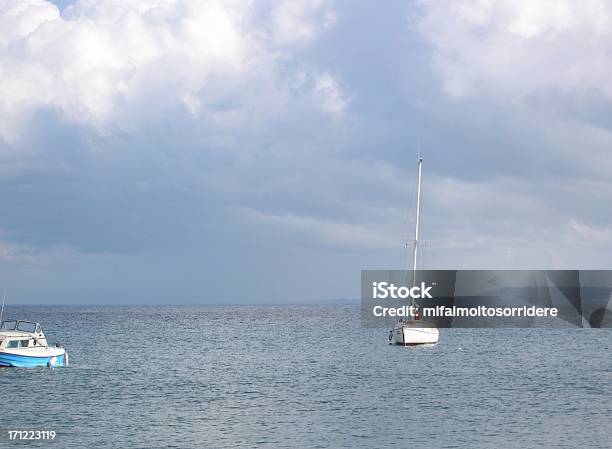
{"left": 0, "top": 320, "right": 68, "bottom": 367}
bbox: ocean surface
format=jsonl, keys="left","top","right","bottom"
{"left": 1, "top": 305, "right": 611, "bottom": 448}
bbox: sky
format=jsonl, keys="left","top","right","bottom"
{"left": 1, "top": 0, "right": 612, "bottom": 304}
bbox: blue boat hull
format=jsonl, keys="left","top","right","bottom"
{"left": 0, "top": 352, "right": 67, "bottom": 368}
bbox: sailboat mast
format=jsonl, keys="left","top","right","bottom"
{"left": 0, "top": 290, "right": 5, "bottom": 324}
{"left": 412, "top": 157, "right": 422, "bottom": 288}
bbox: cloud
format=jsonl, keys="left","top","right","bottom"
{"left": 417, "top": 172, "right": 612, "bottom": 270}
{"left": 0, "top": 0, "right": 343, "bottom": 144}
{"left": 0, "top": 242, "right": 40, "bottom": 264}
{"left": 415, "top": 0, "right": 612, "bottom": 101}
{"left": 0, "top": 1, "right": 356, "bottom": 267}
{"left": 313, "top": 72, "right": 348, "bottom": 115}
{"left": 410, "top": 1, "right": 612, "bottom": 270}
{"left": 270, "top": 0, "right": 336, "bottom": 46}
{"left": 243, "top": 208, "right": 397, "bottom": 250}
{"left": 569, "top": 219, "right": 612, "bottom": 245}
{"left": 2, "top": 1, "right": 612, "bottom": 303}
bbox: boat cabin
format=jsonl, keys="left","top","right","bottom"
{"left": 0, "top": 320, "right": 48, "bottom": 350}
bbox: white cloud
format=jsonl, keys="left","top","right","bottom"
{"left": 313, "top": 72, "right": 348, "bottom": 115}
{"left": 569, "top": 219, "right": 612, "bottom": 244}
{"left": 415, "top": 0, "right": 612, "bottom": 100}
{"left": 0, "top": 237, "right": 40, "bottom": 264}
{"left": 270, "top": 0, "right": 336, "bottom": 46}
{"left": 0, "top": 0, "right": 59, "bottom": 47}
{"left": 0, "top": 0, "right": 341, "bottom": 144}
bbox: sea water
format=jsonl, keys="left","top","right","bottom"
{"left": 1, "top": 305, "right": 610, "bottom": 448}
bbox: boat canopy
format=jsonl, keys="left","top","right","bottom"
{"left": 0, "top": 320, "right": 41, "bottom": 333}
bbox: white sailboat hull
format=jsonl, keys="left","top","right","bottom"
{"left": 391, "top": 324, "right": 439, "bottom": 345}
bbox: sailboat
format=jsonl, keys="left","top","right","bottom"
{"left": 389, "top": 157, "right": 439, "bottom": 345}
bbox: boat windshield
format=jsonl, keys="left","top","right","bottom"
{"left": 1, "top": 320, "right": 17, "bottom": 330}
{"left": 16, "top": 321, "right": 38, "bottom": 333}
